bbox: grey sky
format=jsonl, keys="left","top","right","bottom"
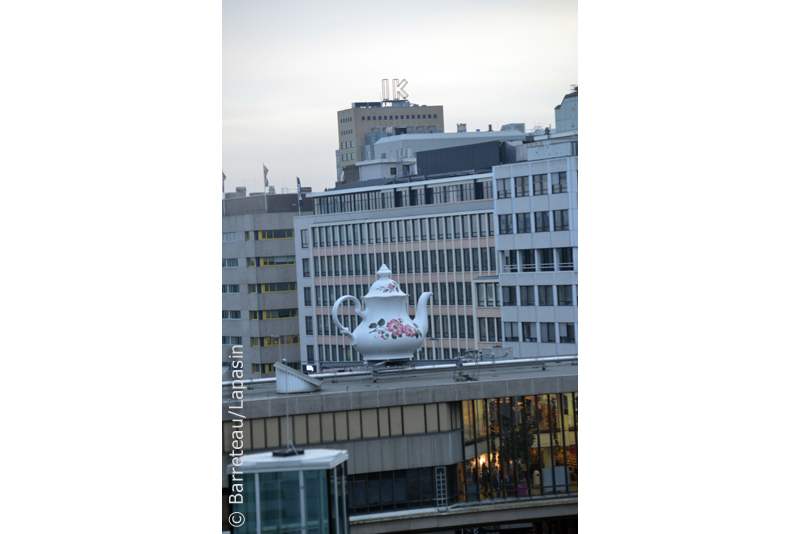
{"left": 222, "top": 0, "right": 577, "bottom": 195}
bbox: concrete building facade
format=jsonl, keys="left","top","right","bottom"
{"left": 222, "top": 191, "right": 314, "bottom": 380}
{"left": 491, "top": 131, "right": 579, "bottom": 358}
{"left": 293, "top": 172, "right": 505, "bottom": 366}
{"left": 336, "top": 100, "right": 444, "bottom": 178}
{"left": 222, "top": 361, "right": 578, "bottom": 534}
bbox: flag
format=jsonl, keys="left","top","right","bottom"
{"left": 222, "top": 170, "right": 226, "bottom": 192}
{"left": 263, "top": 164, "right": 269, "bottom": 188}
{"left": 296, "top": 177, "right": 303, "bottom": 206}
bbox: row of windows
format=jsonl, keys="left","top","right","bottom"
{"left": 313, "top": 342, "right": 473, "bottom": 362}
{"left": 498, "top": 210, "right": 570, "bottom": 234}
{"left": 247, "top": 256, "right": 296, "bottom": 267}
{"left": 341, "top": 153, "right": 354, "bottom": 161}
{"left": 312, "top": 280, "right": 501, "bottom": 309}
{"left": 222, "top": 232, "right": 236, "bottom": 242}
{"left": 340, "top": 129, "right": 352, "bottom": 136}
{"left": 313, "top": 182, "right": 493, "bottom": 215}
{"left": 222, "top": 310, "right": 241, "bottom": 319}
{"left": 313, "top": 213, "right": 495, "bottom": 247}
{"left": 249, "top": 308, "right": 298, "bottom": 320}
{"left": 222, "top": 284, "right": 240, "bottom": 294}
{"left": 348, "top": 467, "right": 452, "bottom": 515}
{"left": 496, "top": 172, "right": 568, "bottom": 198}
{"left": 244, "top": 229, "right": 294, "bottom": 241}
{"left": 222, "top": 336, "right": 242, "bottom": 345}
{"left": 502, "top": 248, "right": 575, "bottom": 272}
{"left": 247, "top": 282, "right": 297, "bottom": 293}
{"left": 361, "top": 113, "right": 436, "bottom": 121}
{"left": 222, "top": 258, "right": 238, "bottom": 268}
{"left": 221, "top": 402, "right": 456, "bottom": 453}
{"left": 341, "top": 141, "right": 354, "bottom": 149}
{"left": 250, "top": 335, "right": 300, "bottom": 347}
{"left": 502, "top": 285, "right": 575, "bottom": 307}
{"left": 503, "top": 322, "right": 573, "bottom": 343}
{"left": 313, "top": 247, "right": 497, "bottom": 278}
{"left": 339, "top": 116, "right": 352, "bottom": 123}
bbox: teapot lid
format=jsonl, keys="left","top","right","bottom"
{"left": 365, "top": 264, "right": 406, "bottom": 298}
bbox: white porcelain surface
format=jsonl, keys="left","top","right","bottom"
{"left": 331, "top": 264, "right": 432, "bottom": 362}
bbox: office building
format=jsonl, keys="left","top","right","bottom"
{"left": 492, "top": 92, "right": 578, "bottom": 357}
{"left": 293, "top": 170, "right": 502, "bottom": 366}
{"left": 222, "top": 189, "right": 314, "bottom": 380}
{"left": 223, "top": 361, "right": 578, "bottom": 534}
{"left": 335, "top": 100, "right": 444, "bottom": 179}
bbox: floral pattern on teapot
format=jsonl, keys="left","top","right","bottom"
{"left": 368, "top": 317, "right": 421, "bottom": 340}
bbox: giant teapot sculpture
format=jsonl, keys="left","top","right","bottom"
{"left": 332, "top": 264, "right": 433, "bottom": 362}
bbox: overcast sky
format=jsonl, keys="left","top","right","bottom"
{"left": 222, "top": 0, "right": 577, "bottom": 195}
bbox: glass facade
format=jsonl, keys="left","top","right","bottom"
{"left": 233, "top": 465, "right": 349, "bottom": 534}
{"left": 346, "top": 466, "right": 459, "bottom": 516}
{"left": 459, "top": 394, "right": 578, "bottom": 501}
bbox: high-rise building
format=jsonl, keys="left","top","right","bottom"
{"left": 222, "top": 190, "right": 314, "bottom": 380}
{"left": 336, "top": 100, "right": 444, "bottom": 180}
{"left": 294, "top": 172, "right": 500, "bottom": 366}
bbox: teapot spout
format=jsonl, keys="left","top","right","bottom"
{"left": 412, "top": 292, "right": 433, "bottom": 338}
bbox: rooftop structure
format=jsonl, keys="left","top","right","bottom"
{"left": 336, "top": 99, "right": 444, "bottom": 180}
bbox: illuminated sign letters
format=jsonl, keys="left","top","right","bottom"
{"left": 381, "top": 78, "right": 409, "bottom": 101}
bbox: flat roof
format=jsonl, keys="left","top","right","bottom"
{"left": 228, "top": 448, "right": 349, "bottom": 474}
{"left": 222, "top": 358, "right": 578, "bottom": 418}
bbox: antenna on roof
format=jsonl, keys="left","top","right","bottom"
{"left": 570, "top": 84, "right": 578, "bottom": 93}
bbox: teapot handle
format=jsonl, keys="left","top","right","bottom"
{"left": 331, "top": 295, "right": 362, "bottom": 336}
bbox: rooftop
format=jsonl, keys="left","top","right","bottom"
{"left": 222, "top": 357, "right": 578, "bottom": 419}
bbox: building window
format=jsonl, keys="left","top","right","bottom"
{"left": 560, "top": 323, "right": 576, "bottom": 343}
{"left": 245, "top": 229, "right": 294, "bottom": 241}
{"left": 502, "top": 286, "right": 517, "bottom": 306}
{"left": 222, "top": 232, "right": 236, "bottom": 242}
{"left": 540, "top": 323, "right": 556, "bottom": 343}
{"left": 522, "top": 322, "right": 537, "bottom": 342}
{"left": 246, "top": 255, "right": 296, "bottom": 267}
{"left": 498, "top": 214, "right": 513, "bottom": 235}
{"left": 534, "top": 212, "right": 550, "bottom": 232}
{"left": 222, "top": 336, "right": 242, "bottom": 345}
{"left": 515, "top": 176, "right": 529, "bottom": 197}
{"left": 504, "top": 322, "right": 519, "bottom": 342}
{"left": 516, "top": 213, "right": 531, "bottom": 233}
{"left": 558, "top": 285, "right": 573, "bottom": 306}
{"left": 222, "top": 284, "right": 239, "bottom": 294}
{"left": 533, "top": 174, "right": 547, "bottom": 196}
{"left": 249, "top": 309, "right": 299, "bottom": 320}
{"left": 538, "top": 286, "right": 554, "bottom": 306}
{"left": 539, "top": 249, "right": 555, "bottom": 271}
{"left": 553, "top": 210, "right": 569, "bottom": 231}
{"left": 306, "top": 345, "right": 315, "bottom": 362}
{"left": 558, "top": 248, "right": 574, "bottom": 271}
{"left": 304, "top": 287, "right": 311, "bottom": 306}
{"left": 301, "top": 229, "right": 309, "bottom": 248}
{"left": 552, "top": 172, "right": 567, "bottom": 194}
{"left": 497, "top": 178, "right": 511, "bottom": 199}
{"left": 247, "top": 282, "right": 297, "bottom": 293}
{"left": 306, "top": 316, "right": 314, "bottom": 335}
{"left": 520, "top": 286, "right": 536, "bottom": 306}
{"left": 222, "top": 258, "right": 238, "bottom": 268}
{"left": 302, "top": 258, "right": 310, "bottom": 277}
{"left": 222, "top": 310, "right": 240, "bottom": 319}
